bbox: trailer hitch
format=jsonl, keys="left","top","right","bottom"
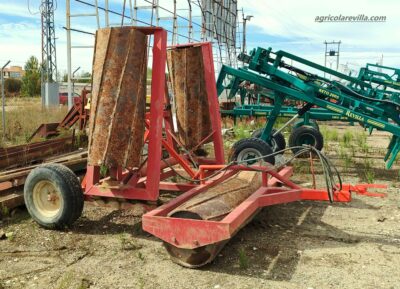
{"left": 340, "top": 183, "right": 387, "bottom": 198}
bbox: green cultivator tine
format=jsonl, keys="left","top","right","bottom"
{"left": 385, "top": 136, "right": 400, "bottom": 169}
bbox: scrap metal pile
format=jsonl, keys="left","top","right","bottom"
{"left": 0, "top": 89, "right": 90, "bottom": 211}
{"left": 21, "top": 27, "right": 387, "bottom": 268}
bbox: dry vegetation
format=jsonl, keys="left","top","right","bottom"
{"left": 0, "top": 97, "right": 68, "bottom": 146}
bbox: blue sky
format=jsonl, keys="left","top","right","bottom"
{"left": 0, "top": 0, "right": 399, "bottom": 75}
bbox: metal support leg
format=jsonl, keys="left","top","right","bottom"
{"left": 260, "top": 94, "right": 284, "bottom": 142}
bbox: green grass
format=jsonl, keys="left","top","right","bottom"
{"left": 355, "top": 131, "right": 369, "bottom": 153}
{"left": 365, "top": 170, "right": 375, "bottom": 184}
{"left": 363, "top": 158, "right": 375, "bottom": 183}
{"left": 0, "top": 205, "right": 9, "bottom": 217}
{"left": 341, "top": 130, "right": 353, "bottom": 147}
{"left": 238, "top": 248, "right": 249, "bottom": 269}
{"left": 100, "top": 165, "right": 108, "bottom": 178}
{"left": 137, "top": 251, "right": 145, "bottom": 261}
{"left": 320, "top": 126, "right": 339, "bottom": 142}
{"left": 57, "top": 271, "right": 74, "bottom": 289}
{"left": 233, "top": 123, "right": 252, "bottom": 140}
{"left": 118, "top": 233, "right": 141, "bottom": 251}
{"left": 227, "top": 117, "right": 292, "bottom": 142}
{"left": 355, "top": 131, "right": 367, "bottom": 146}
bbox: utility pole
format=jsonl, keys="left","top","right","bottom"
{"left": 66, "top": 0, "right": 73, "bottom": 109}
{"left": 324, "top": 40, "right": 341, "bottom": 77}
{"left": 377, "top": 54, "right": 383, "bottom": 72}
{"left": 242, "top": 11, "right": 253, "bottom": 55}
{"left": 41, "top": 0, "right": 57, "bottom": 82}
{"left": 1, "top": 60, "right": 10, "bottom": 140}
{"left": 41, "top": 0, "right": 59, "bottom": 106}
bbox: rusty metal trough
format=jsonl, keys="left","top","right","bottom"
{"left": 88, "top": 27, "right": 148, "bottom": 168}
{"left": 167, "top": 45, "right": 213, "bottom": 150}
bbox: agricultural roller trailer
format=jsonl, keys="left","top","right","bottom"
{"left": 217, "top": 46, "right": 400, "bottom": 169}
{"left": 22, "top": 27, "right": 385, "bottom": 269}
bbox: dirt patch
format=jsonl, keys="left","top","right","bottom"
{"left": 1, "top": 124, "right": 400, "bottom": 289}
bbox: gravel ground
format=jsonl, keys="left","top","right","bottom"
{"left": 1, "top": 126, "right": 400, "bottom": 289}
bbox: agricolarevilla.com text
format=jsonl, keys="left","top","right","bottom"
{"left": 315, "top": 14, "right": 386, "bottom": 22}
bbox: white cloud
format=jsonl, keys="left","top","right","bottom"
{"left": 241, "top": 0, "right": 400, "bottom": 66}
{"left": 0, "top": 22, "right": 41, "bottom": 66}
{"left": 0, "top": 0, "right": 399, "bottom": 73}
{"left": 0, "top": 2, "right": 38, "bottom": 19}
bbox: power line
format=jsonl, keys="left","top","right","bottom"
{"left": 27, "top": 0, "right": 40, "bottom": 15}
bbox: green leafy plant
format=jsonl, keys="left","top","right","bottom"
{"left": 363, "top": 158, "right": 375, "bottom": 183}
{"left": 137, "top": 251, "right": 145, "bottom": 261}
{"left": 119, "top": 233, "right": 141, "bottom": 251}
{"left": 0, "top": 205, "right": 9, "bottom": 217}
{"left": 321, "top": 127, "right": 339, "bottom": 142}
{"left": 238, "top": 248, "right": 249, "bottom": 269}
{"left": 342, "top": 130, "right": 353, "bottom": 147}
{"left": 100, "top": 165, "right": 108, "bottom": 178}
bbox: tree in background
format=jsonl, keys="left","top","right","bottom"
{"left": 4, "top": 78, "right": 22, "bottom": 96}
{"left": 60, "top": 71, "right": 91, "bottom": 83}
{"left": 79, "top": 72, "right": 92, "bottom": 83}
{"left": 21, "top": 56, "right": 41, "bottom": 97}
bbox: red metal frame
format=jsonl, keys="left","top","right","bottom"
{"left": 82, "top": 34, "right": 225, "bottom": 202}
{"left": 80, "top": 29, "right": 387, "bottom": 255}
{"left": 143, "top": 165, "right": 387, "bottom": 249}
{"left": 59, "top": 88, "right": 90, "bottom": 131}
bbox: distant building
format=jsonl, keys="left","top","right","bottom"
{"left": 2, "top": 66, "right": 25, "bottom": 79}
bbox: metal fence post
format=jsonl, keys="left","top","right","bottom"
{"left": 1, "top": 60, "right": 11, "bottom": 140}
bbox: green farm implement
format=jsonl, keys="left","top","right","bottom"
{"left": 217, "top": 47, "right": 400, "bottom": 169}
{"left": 352, "top": 63, "right": 400, "bottom": 102}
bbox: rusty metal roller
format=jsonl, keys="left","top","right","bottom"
{"left": 88, "top": 27, "right": 147, "bottom": 168}
{"left": 167, "top": 46, "right": 212, "bottom": 150}
{"left": 165, "top": 171, "right": 262, "bottom": 268}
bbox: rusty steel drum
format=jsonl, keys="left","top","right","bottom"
{"left": 167, "top": 46, "right": 212, "bottom": 150}
{"left": 165, "top": 171, "right": 262, "bottom": 268}
{"left": 88, "top": 27, "right": 148, "bottom": 168}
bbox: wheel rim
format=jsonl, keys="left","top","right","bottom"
{"left": 298, "top": 133, "right": 317, "bottom": 146}
{"left": 236, "top": 148, "right": 263, "bottom": 165}
{"left": 32, "top": 180, "right": 63, "bottom": 218}
{"left": 270, "top": 138, "right": 278, "bottom": 151}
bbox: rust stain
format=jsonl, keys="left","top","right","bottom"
{"left": 167, "top": 46, "right": 212, "bottom": 150}
{"left": 169, "top": 171, "right": 261, "bottom": 221}
{"left": 88, "top": 27, "right": 148, "bottom": 168}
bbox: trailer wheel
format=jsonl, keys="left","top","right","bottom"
{"left": 289, "top": 126, "right": 324, "bottom": 157}
{"left": 251, "top": 128, "right": 286, "bottom": 153}
{"left": 24, "top": 163, "right": 84, "bottom": 229}
{"left": 229, "top": 138, "right": 275, "bottom": 165}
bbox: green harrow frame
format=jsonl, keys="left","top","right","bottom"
{"left": 217, "top": 47, "right": 400, "bottom": 169}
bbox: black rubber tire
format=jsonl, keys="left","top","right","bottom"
{"left": 44, "top": 163, "right": 84, "bottom": 222}
{"left": 251, "top": 128, "right": 286, "bottom": 153}
{"left": 229, "top": 137, "right": 275, "bottom": 165}
{"left": 24, "top": 163, "right": 84, "bottom": 229}
{"left": 293, "top": 119, "right": 320, "bottom": 131}
{"left": 289, "top": 126, "right": 324, "bottom": 157}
